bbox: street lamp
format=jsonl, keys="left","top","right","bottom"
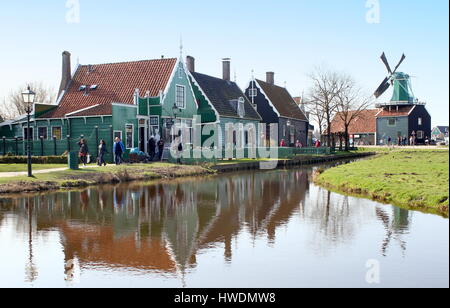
{"left": 171, "top": 103, "right": 181, "bottom": 141}
{"left": 22, "top": 86, "right": 36, "bottom": 177}
{"left": 172, "top": 103, "right": 180, "bottom": 119}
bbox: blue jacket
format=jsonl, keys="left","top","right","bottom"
{"left": 113, "top": 141, "right": 125, "bottom": 154}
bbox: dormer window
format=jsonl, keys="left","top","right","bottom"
{"left": 90, "top": 85, "right": 98, "bottom": 90}
{"left": 238, "top": 97, "right": 245, "bottom": 118}
{"left": 79, "top": 85, "right": 87, "bottom": 91}
{"left": 229, "top": 98, "right": 246, "bottom": 118}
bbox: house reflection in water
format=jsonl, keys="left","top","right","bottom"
{"left": 0, "top": 168, "right": 411, "bottom": 282}
{"left": 0, "top": 170, "right": 310, "bottom": 278}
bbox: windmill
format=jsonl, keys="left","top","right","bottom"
{"left": 374, "top": 52, "right": 417, "bottom": 105}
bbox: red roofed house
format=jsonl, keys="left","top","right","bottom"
{"left": 330, "top": 109, "right": 379, "bottom": 146}
{"left": 0, "top": 51, "right": 203, "bottom": 160}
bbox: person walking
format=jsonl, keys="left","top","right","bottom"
{"left": 176, "top": 137, "right": 183, "bottom": 165}
{"left": 148, "top": 135, "right": 156, "bottom": 161}
{"left": 154, "top": 131, "right": 161, "bottom": 159}
{"left": 113, "top": 137, "right": 125, "bottom": 165}
{"left": 279, "top": 139, "right": 286, "bottom": 147}
{"left": 97, "top": 139, "right": 107, "bottom": 166}
{"left": 157, "top": 138, "right": 165, "bottom": 161}
{"left": 78, "top": 138, "right": 89, "bottom": 166}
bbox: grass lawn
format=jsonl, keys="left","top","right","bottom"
{"left": 315, "top": 149, "right": 449, "bottom": 217}
{"left": 0, "top": 163, "right": 213, "bottom": 194}
{"left": 0, "top": 164, "right": 67, "bottom": 173}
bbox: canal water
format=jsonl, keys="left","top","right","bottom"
{"left": 0, "top": 165, "right": 448, "bottom": 288}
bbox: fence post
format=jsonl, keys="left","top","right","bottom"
{"left": 110, "top": 125, "right": 114, "bottom": 163}
{"left": 15, "top": 137, "right": 18, "bottom": 156}
{"left": 2, "top": 136, "right": 5, "bottom": 156}
{"left": 67, "top": 135, "right": 71, "bottom": 152}
{"left": 40, "top": 136, "right": 44, "bottom": 156}
{"left": 95, "top": 126, "right": 99, "bottom": 161}
{"left": 53, "top": 136, "right": 57, "bottom": 156}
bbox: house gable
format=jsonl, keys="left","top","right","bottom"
{"left": 160, "top": 60, "right": 198, "bottom": 120}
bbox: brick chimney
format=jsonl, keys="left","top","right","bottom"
{"left": 222, "top": 58, "right": 231, "bottom": 81}
{"left": 186, "top": 56, "right": 195, "bottom": 73}
{"left": 266, "top": 72, "right": 275, "bottom": 85}
{"left": 58, "top": 51, "right": 72, "bottom": 95}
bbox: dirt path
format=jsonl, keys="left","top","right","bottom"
{"left": 0, "top": 165, "right": 110, "bottom": 178}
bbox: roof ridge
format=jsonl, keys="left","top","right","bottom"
{"left": 192, "top": 72, "right": 238, "bottom": 85}
{"left": 78, "top": 57, "right": 177, "bottom": 67}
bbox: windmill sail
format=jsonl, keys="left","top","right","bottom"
{"left": 381, "top": 53, "right": 392, "bottom": 74}
{"left": 393, "top": 54, "right": 406, "bottom": 73}
{"left": 374, "top": 77, "right": 391, "bottom": 98}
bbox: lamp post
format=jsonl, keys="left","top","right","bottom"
{"left": 172, "top": 103, "right": 180, "bottom": 120}
{"left": 171, "top": 103, "right": 181, "bottom": 141}
{"left": 22, "top": 86, "right": 36, "bottom": 177}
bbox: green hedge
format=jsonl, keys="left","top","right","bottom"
{"left": 0, "top": 155, "right": 68, "bottom": 164}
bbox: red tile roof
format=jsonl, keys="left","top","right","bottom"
{"left": 376, "top": 105, "right": 415, "bottom": 117}
{"left": 41, "top": 58, "right": 177, "bottom": 118}
{"left": 330, "top": 109, "right": 379, "bottom": 134}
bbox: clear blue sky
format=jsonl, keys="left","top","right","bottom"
{"left": 0, "top": 0, "right": 448, "bottom": 126}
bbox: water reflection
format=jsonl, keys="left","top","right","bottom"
{"left": 0, "top": 167, "right": 447, "bottom": 287}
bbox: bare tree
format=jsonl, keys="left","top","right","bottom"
{"left": 6, "top": 82, "right": 56, "bottom": 117}
{"left": 305, "top": 98, "right": 326, "bottom": 138}
{"left": 307, "top": 68, "right": 348, "bottom": 147}
{"left": 335, "top": 78, "right": 373, "bottom": 151}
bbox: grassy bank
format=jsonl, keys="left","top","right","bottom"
{"left": 0, "top": 163, "right": 214, "bottom": 195}
{"left": 0, "top": 163, "right": 67, "bottom": 172}
{"left": 314, "top": 149, "right": 449, "bottom": 217}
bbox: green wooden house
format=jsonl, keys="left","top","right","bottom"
{"left": 186, "top": 57, "right": 262, "bottom": 151}
{"left": 0, "top": 51, "right": 204, "bottom": 160}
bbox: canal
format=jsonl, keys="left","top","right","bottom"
{"left": 0, "top": 164, "right": 448, "bottom": 288}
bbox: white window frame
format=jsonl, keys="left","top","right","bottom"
{"left": 37, "top": 126, "right": 48, "bottom": 140}
{"left": 125, "top": 124, "right": 134, "bottom": 149}
{"left": 388, "top": 118, "right": 396, "bottom": 127}
{"left": 149, "top": 116, "right": 159, "bottom": 126}
{"left": 249, "top": 88, "right": 258, "bottom": 98}
{"left": 23, "top": 127, "right": 34, "bottom": 141}
{"left": 175, "top": 85, "right": 186, "bottom": 109}
{"left": 178, "top": 65, "right": 184, "bottom": 79}
{"left": 51, "top": 126, "right": 63, "bottom": 140}
{"left": 418, "top": 117, "right": 423, "bottom": 126}
{"left": 417, "top": 130, "right": 424, "bottom": 139}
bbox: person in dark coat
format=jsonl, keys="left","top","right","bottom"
{"left": 78, "top": 138, "right": 89, "bottom": 166}
{"left": 157, "top": 139, "right": 165, "bottom": 161}
{"left": 98, "top": 139, "right": 107, "bottom": 166}
{"left": 148, "top": 136, "right": 156, "bottom": 161}
{"left": 113, "top": 137, "right": 125, "bottom": 165}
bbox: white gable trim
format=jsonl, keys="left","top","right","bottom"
{"left": 187, "top": 71, "right": 220, "bottom": 121}
{"left": 65, "top": 104, "right": 101, "bottom": 117}
{"left": 253, "top": 80, "right": 281, "bottom": 117}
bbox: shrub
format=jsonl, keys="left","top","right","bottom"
{"left": 0, "top": 155, "right": 68, "bottom": 164}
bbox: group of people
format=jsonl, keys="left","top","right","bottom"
{"left": 78, "top": 137, "right": 127, "bottom": 167}
{"left": 279, "top": 139, "right": 305, "bottom": 148}
{"left": 386, "top": 133, "right": 430, "bottom": 147}
{"left": 148, "top": 134, "right": 166, "bottom": 162}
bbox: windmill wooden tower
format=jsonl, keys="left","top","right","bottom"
{"left": 373, "top": 53, "right": 431, "bottom": 145}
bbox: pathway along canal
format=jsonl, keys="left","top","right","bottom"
{"left": 0, "top": 162, "right": 448, "bottom": 288}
